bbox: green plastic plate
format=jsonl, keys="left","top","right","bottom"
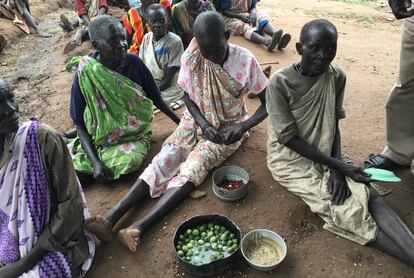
{"left": 363, "top": 168, "right": 401, "bottom": 182}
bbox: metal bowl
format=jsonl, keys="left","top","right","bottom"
{"left": 212, "top": 165, "right": 249, "bottom": 202}
{"left": 173, "top": 214, "right": 242, "bottom": 276}
{"left": 240, "top": 229, "right": 287, "bottom": 271}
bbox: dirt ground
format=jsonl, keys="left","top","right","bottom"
{"left": 1, "top": 0, "right": 414, "bottom": 277}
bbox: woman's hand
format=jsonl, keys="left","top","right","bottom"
{"left": 328, "top": 170, "right": 352, "bottom": 205}
{"left": 93, "top": 161, "right": 110, "bottom": 183}
{"left": 339, "top": 163, "right": 373, "bottom": 184}
{"left": 202, "top": 123, "right": 224, "bottom": 144}
{"left": 222, "top": 124, "right": 246, "bottom": 145}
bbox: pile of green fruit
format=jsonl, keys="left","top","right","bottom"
{"left": 175, "top": 223, "right": 239, "bottom": 265}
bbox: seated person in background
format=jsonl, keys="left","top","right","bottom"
{"left": 220, "top": 0, "right": 290, "bottom": 52}
{"left": 123, "top": 0, "right": 172, "bottom": 53}
{"left": 59, "top": 0, "right": 108, "bottom": 45}
{"left": 139, "top": 4, "right": 184, "bottom": 108}
{"left": 67, "top": 15, "right": 180, "bottom": 183}
{"left": 85, "top": 11, "right": 268, "bottom": 253}
{"left": 171, "top": 0, "right": 215, "bottom": 48}
{"left": 0, "top": 79, "right": 94, "bottom": 278}
{"left": 266, "top": 19, "right": 414, "bottom": 266}
{"left": 0, "top": 0, "right": 50, "bottom": 37}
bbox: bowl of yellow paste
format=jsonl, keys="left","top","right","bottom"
{"left": 241, "top": 229, "right": 287, "bottom": 271}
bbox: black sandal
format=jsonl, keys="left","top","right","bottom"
{"left": 363, "top": 154, "right": 409, "bottom": 170}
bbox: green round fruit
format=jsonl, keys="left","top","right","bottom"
{"left": 210, "top": 236, "right": 217, "bottom": 243}
{"left": 182, "top": 245, "right": 188, "bottom": 252}
{"left": 186, "top": 229, "right": 192, "bottom": 235}
{"left": 208, "top": 223, "right": 214, "bottom": 229}
{"left": 187, "top": 243, "right": 193, "bottom": 249}
{"left": 192, "top": 229, "right": 200, "bottom": 236}
{"left": 207, "top": 231, "right": 214, "bottom": 237}
{"left": 177, "top": 250, "right": 185, "bottom": 257}
{"left": 229, "top": 233, "right": 235, "bottom": 239}
{"left": 201, "top": 232, "right": 207, "bottom": 238}
{"left": 214, "top": 225, "right": 220, "bottom": 231}
{"left": 198, "top": 239, "right": 204, "bottom": 245}
{"left": 179, "top": 234, "right": 185, "bottom": 240}
{"left": 187, "top": 250, "right": 193, "bottom": 256}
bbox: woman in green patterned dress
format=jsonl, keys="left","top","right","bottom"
{"left": 67, "top": 15, "right": 180, "bottom": 183}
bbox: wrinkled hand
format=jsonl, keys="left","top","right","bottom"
{"left": 389, "top": 0, "right": 414, "bottom": 19}
{"left": 93, "top": 161, "right": 110, "bottom": 183}
{"left": 240, "top": 14, "right": 250, "bottom": 23}
{"left": 249, "top": 12, "right": 257, "bottom": 27}
{"left": 340, "top": 163, "right": 373, "bottom": 184}
{"left": 222, "top": 124, "right": 246, "bottom": 145}
{"left": 202, "top": 124, "right": 224, "bottom": 144}
{"left": 328, "top": 170, "right": 351, "bottom": 205}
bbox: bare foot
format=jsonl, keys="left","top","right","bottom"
{"left": 85, "top": 215, "right": 113, "bottom": 242}
{"left": 0, "top": 261, "right": 4, "bottom": 268}
{"left": 118, "top": 228, "right": 141, "bottom": 252}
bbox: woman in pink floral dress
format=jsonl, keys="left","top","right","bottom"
{"left": 85, "top": 11, "right": 269, "bottom": 253}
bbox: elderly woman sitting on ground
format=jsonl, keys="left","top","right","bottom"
{"left": 85, "top": 11, "right": 268, "bottom": 253}
{"left": 66, "top": 15, "right": 179, "bottom": 184}
{"left": 0, "top": 79, "right": 94, "bottom": 278}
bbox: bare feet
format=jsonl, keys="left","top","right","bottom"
{"left": 118, "top": 228, "right": 141, "bottom": 252}
{"left": 85, "top": 215, "right": 113, "bottom": 242}
{"left": 267, "top": 29, "right": 283, "bottom": 52}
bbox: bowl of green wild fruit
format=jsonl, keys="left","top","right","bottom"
{"left": 173, "top": 214, "right": 242, "bottom": 276}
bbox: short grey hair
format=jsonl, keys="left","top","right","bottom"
{"left": 88, "top": 15, "right": 124, "bottom": 44}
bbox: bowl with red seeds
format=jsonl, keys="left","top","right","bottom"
{"left": 212, "top": 165, "right": 249, "bottom": 202}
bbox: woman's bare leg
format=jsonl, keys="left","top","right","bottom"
{"left": 118, "top": 181, "right": 194, "bottom": 252}
{"left": 85, "top": 179, "right": 150, "bottom": 242}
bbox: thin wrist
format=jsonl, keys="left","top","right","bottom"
{"left": 331, "top": 159, "right": 345, "bottom": 172}
{"left": 92, "top": 160, "right": 102, "bottom": 168}
{"left": 201, "top": 122, "right": 211, "bottom": 132}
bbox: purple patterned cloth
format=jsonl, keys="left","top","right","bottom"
{"left": 0, "top": 121, "right": 73, "bottom": 277}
